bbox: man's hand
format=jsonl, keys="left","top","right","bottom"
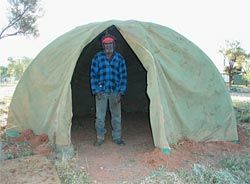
{"left": 116, "top": 93, "right": 122, "bottom": 103}
{"left": 95, "top": 93, "right": 102, "bottom": 100}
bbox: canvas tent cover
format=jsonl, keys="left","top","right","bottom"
{"left": 7, "top": 20, "right": 238, "bottom": 152}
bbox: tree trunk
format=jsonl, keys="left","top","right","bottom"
{"left": 228, "top": 68, "right": 232, "bottom": 88}
{"left": 228, "top": 60, "right": 235, "bottom": 88}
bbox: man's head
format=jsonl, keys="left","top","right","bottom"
{"left": 101, "top": 34, "right": 116, "bottom": 54}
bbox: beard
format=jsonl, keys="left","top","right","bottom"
{"left": 104, "top": 47, "right": 114, "bottom": 54}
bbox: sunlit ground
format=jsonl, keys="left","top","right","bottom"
{"left": 0, "top": 84, "right": 249, "bottom": 184}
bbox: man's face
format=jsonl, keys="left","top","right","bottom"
{"left": 103, "top": 42, "right": 114, "bottom": 54}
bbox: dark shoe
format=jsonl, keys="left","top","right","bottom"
{"left": 113, "top": 139, "right": 125, "bottom": 146}
{"left": 94, "top": 139, "right": 104, "bottom": 146}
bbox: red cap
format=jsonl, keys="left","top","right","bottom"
{"left": 102, "top": 37, "right": 115, "bottom": 44}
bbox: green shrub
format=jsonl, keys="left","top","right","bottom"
{"left": 233, "top": 102, "right": 250, "bottom": 123}
{"left": 178, "top": 164, "right": 237, "bottom": 184}
{"left": 138, "top": 154, "right": 250, "bottom": 184}
{"left": 220, "top": 154, "right": 250, "bottom": 184}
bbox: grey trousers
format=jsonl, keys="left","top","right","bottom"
{"left": 95, "top": 93, "right": 122, "bottom": 141}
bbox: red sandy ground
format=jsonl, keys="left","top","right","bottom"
{"left": 71, "top": 112, "right": 249, "bottom": 184}
{"left": 0, "top": 155, "right": 61, "bottom": 184}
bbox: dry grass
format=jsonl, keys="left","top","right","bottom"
{"left": 138, "top": 153, "right": 250, "bottom": 184}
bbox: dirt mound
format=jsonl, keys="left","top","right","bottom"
{"left": 139, "top": 126, "right": 249, "bottom": 171}
{"left": 1, "top": 129, "right": 53, "bottom": 160}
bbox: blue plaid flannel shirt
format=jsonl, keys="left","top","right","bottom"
{"left": 90, "top": 51, "right": 127, "bottom": 95}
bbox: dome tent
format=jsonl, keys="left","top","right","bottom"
{"left": 7, "top": 20, "right": 238, "bottom": 155}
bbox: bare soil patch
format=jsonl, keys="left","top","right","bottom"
{"left": 71, "top": 112, "right": 249, "bottom": 184}
{"left": 0, "top": 155, "right": 61, "bottom": 184}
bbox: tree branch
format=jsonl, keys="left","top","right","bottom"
{"left": 0, "top": 5, "right": 30, "bottom": 39}
{"left": 0, "top": 30, "right": 25, "bottom": 39}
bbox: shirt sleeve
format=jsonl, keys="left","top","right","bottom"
{"left": 119, "top": 57, "right": 127, "bottom": 95}
{"left": 90, "top": 56, "right": 99, "bottom": 94}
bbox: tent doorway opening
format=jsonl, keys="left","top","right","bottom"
{"left": 70, "top": 25, "right": 154, "bottom": 149}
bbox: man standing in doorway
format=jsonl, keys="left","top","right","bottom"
{"left": 90, "top": 34, "right": 127, "bottom": 146}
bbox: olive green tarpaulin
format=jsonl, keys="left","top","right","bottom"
{"left": 7, "top": 20, "right": 238, "bottom": 152}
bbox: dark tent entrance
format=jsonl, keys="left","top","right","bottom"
{"left": 70, "top": 25, "right": 154, "bottom": 148}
